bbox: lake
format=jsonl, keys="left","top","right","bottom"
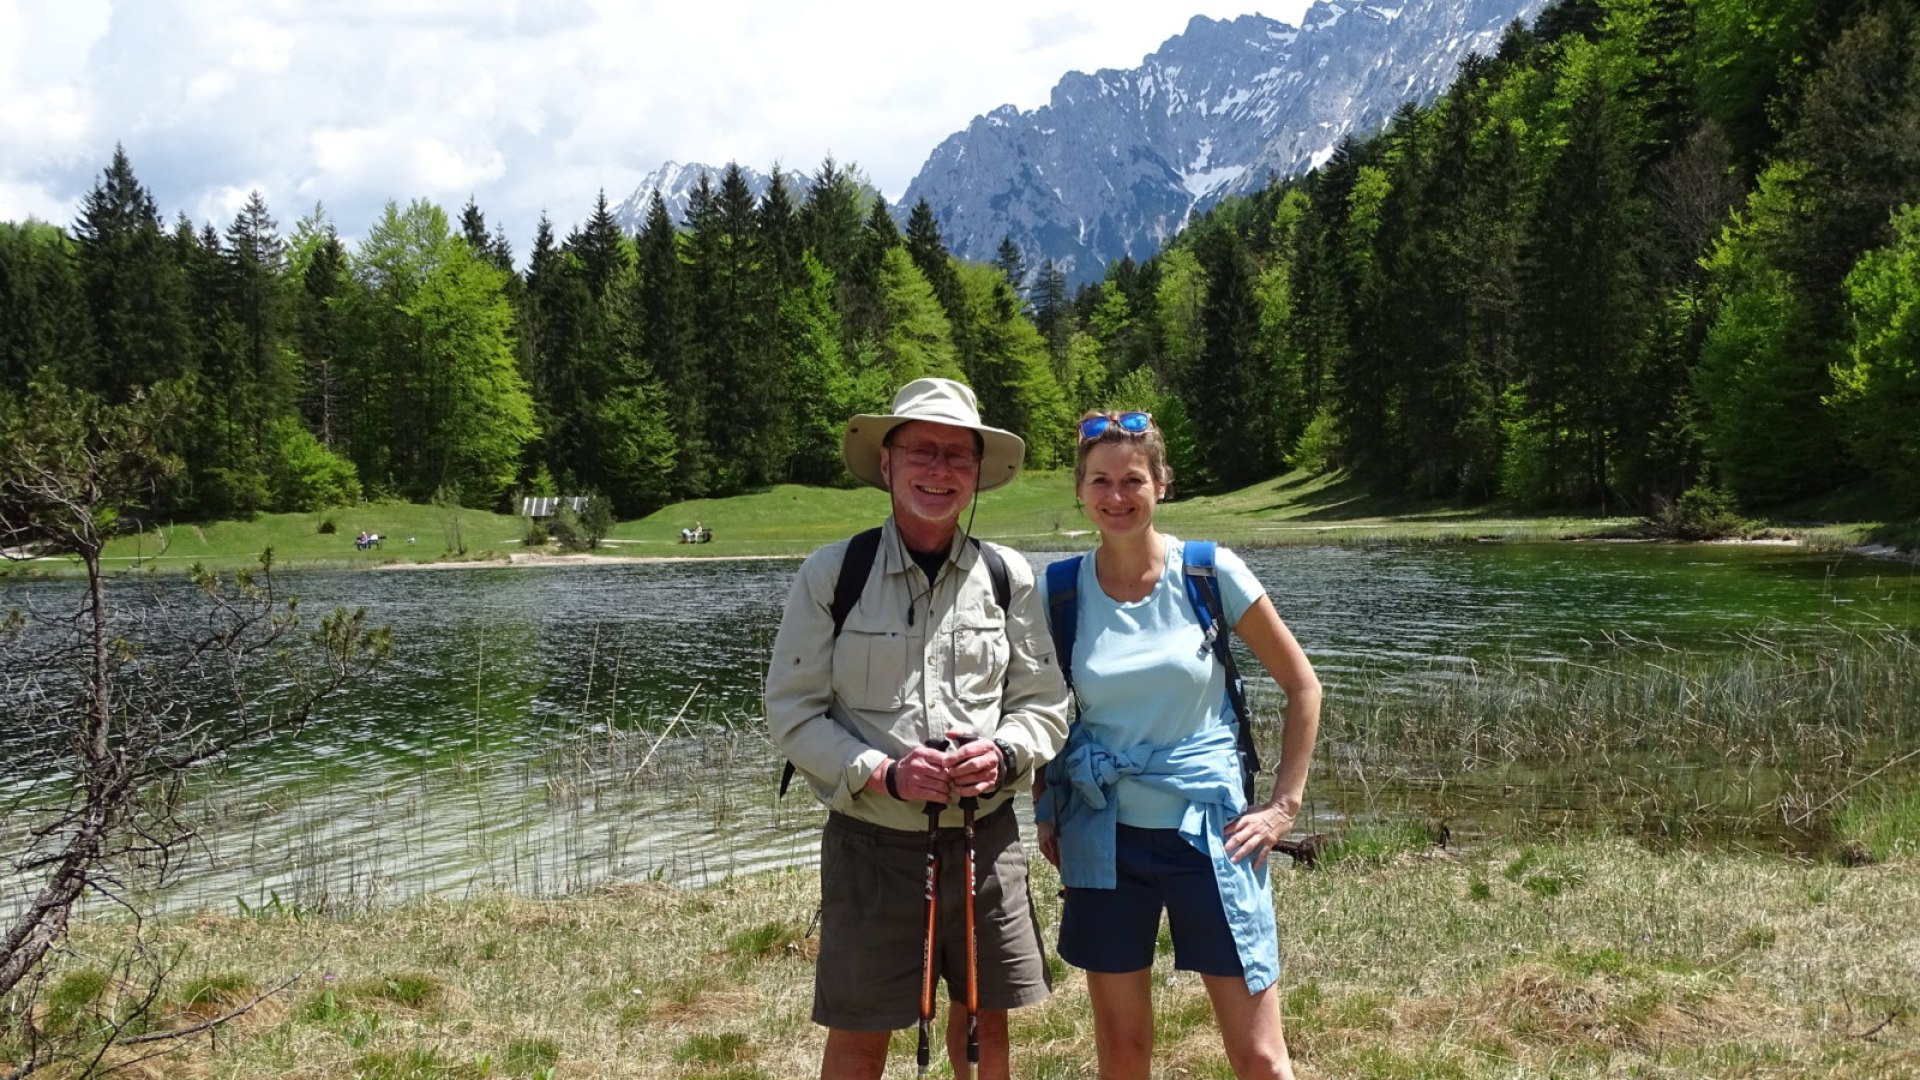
{"left": 3, "top": 540, "right": 1916, "bottom": 916}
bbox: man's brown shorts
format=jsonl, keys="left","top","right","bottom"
{"left": 813, "top": 805, "right": 1051, "bottom": 1031}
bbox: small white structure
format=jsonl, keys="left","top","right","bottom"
{"left": 520, "top": 496, "right": 590, "bottom": 519}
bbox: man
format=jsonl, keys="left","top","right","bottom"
{"left": 766, "top": 377, "right": 1070, "bottom": 1080}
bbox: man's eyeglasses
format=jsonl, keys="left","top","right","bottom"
{"left": 1077, "top": 412, "right": 1154, "bottom": 441}
{"left": 892, "top": 444, "right": 981, "bottom": 470}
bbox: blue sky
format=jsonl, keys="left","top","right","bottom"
{"left": 0, "top": 0, "right": 1312, "bottom": 252}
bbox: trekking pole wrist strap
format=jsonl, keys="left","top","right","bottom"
{"left": 885, "top": 760, "right": 902, "bottom": 800}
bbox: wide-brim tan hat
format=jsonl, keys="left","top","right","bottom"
{"left": 842, "top": 378, "right": 1026, "bottom": 492}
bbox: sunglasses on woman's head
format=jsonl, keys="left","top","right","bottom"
{"left": 1077, "top": 412, "right": 1153, "bottom": 441}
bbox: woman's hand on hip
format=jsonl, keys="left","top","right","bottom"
{"left": 1223, "top": 798, "right": 1299, "bottom": 871}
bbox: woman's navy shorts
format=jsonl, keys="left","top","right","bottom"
{"left": 1058, "top": 824, "right": 1244, "bottom": 977}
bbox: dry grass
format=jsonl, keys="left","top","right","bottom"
{"left": 28, "top": 840, "right": 1919, "bottom": 1079}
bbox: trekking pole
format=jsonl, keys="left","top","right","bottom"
{"left": 960, "top": 791, "right": 979, "bottom": 1080}
{"left": 916, "top": 737, "right": 951, "bottom": 1078}
{"left": 950, "top": 736, "right": 982, "bottom": 1080}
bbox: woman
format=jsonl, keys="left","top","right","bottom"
{"left": 1035, "top": 410, "right": 1321, "bottom": 1080}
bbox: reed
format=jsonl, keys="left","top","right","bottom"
{"left": 1281, "top": 627, "right": 1920, "bottom": 853}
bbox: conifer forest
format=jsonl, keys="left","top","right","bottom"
{"left": 3, "top": 0, "right": 1917, "bottom": 524}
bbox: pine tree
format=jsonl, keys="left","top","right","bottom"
{"left": 689, "top": 165, "right": 785, "bottom": 490}
{"left": 459, "top": 197, "right": 491, "bottom": 259}
{"left": 992, "top": 235, "right": 1027, "bottom": 293}
{"left": 523, "top": 213, "right": 585, "bottom": 487}
{"left": 0, "top": 221, "right": 95, "bottom": 393}
{"left": 636, "top": 190, "right": 709, "bottom": 497}
{"left": 570, "top": 189, "right": 629, "bottom": 302}
{"left": 780, "top": 253, "right": 857, "bottom": 485}
{"left": 758, "top": 165, "right": 805, "bottom": 291}
{"left": 827, "top": 196, "right": 883, "bottom": 347}
{"left": 1031, "top": 259, "right": 1072, "bottom": 385}
{"left": 288, "top": 206, "right": 351, "bottom": 450}
{"left": 1185, "top": 223, "right": 1273, "bottom": 489}
{"left": 1517, "top": 41, "right": 1649, "bottom": 506}
{"left": 1771, "top": 3, "right": 1920, "bottom": 328}
{"left": 224, "top": 191, "right": 295, "bottom": 460}
{"left": 70, "top": 146, "right": 193, "bottom": 404}
{"left": 904, "top": 201, "right": 959, "bottom": 306}
{"left": 178, "top": 217, "right": 266, "bottom": 513}
{"left": 555, "top": 192, "right": 637, "bottom": 494}
{"left": 798, "top": 156, "right": 866, "bottom": 287}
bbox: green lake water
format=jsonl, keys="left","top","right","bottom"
{"left": 3, "top": 540, "right": 1916, "bottom": 915}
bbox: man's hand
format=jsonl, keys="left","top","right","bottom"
{"left": 945, "top": 731, "right": 1000, "bottom": 799}
{"left": 864, "top": 743, "right": 958, "bottom": 804}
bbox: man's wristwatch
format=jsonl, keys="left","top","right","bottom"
{"left": 992, "top": 738, "right": 1019, "bottom": 787}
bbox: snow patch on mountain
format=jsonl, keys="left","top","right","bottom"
{"left": 898, "top": 0, "right": 1543, "bottom": 287}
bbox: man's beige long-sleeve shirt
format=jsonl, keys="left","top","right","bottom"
{"left": 765, "top": 518, "right": 1070, "bottom": 832}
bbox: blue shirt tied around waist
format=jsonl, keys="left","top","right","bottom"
{"left": 1037, "top": 720, "right": 1280, "bottom": 993}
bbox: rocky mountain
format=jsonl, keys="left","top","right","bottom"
{"left": 900, "top": 0, "right": 1544, "bottom": 286}
{"left": 610, "top": 160, "right": 811, "bottom": 233}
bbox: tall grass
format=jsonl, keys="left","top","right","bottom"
{"left": 1272, "top": 627, "right": 1920, "bottom": 853}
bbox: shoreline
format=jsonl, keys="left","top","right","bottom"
{"left": 373, "top": 548, "right": 800, "bottom": 571}
{"left": 6, "top": 528, "right": 1915, "bottom": 580}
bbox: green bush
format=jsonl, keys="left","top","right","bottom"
{"left": 1498, "top": 413, "right": 1556, "bottom": 508}
{"left": 547, "top": 494, "right": 613, "bottom": 552}
{"left": 268, "top": 421, "right": 361, "bottom": 511}
{"left": 1641, "top": 484, "right": 1749, "bottom": 540}
{"left": 1290, "top": 406, "right": 1340, "bottom": 475}
{"left": 547, "top": 505, "right": 587, "bottom": 551}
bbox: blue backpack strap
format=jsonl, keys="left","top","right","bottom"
{"left": 1183, "top": 540, "right": 1262, "bottom": 803}
{"left": 1044, "top": 556, "right": 1082, "bottom": 694}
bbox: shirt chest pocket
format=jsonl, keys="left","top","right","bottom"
{"left": 832, "top": 619, "right": 909, "bottom": 711}
{"left": 951, "top": 621, "right": 1009, "bottom": 706}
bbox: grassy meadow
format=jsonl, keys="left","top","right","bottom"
{"left": 1, "top": 466, "right": 1888, "bottom": 579}
{"left": 30, "top": 830, "right": 1920, "bottom": 1079}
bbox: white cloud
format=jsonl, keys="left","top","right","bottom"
{"left": 0, "top": 0, "right": 1309, "bottom": 252}
{"left": 0, "top": 177, "right": 77, "bottom": 224}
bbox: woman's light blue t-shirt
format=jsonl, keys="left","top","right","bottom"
{"left": 1038, "top": 536, "right": 1265, "bottom": 829}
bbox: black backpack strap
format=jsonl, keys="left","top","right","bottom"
{"left": 1044, "top": 556, "right": 1082, "bottom": 695}
{"left": 970, "top": 536, "right": 1012, "bottom": 616}
{"left": 780, "top": 527, "right": 885, "bottom": 798}
{"left": 1183, "top": 540, "right": 1262, "bottom": 804}
{"left": 830, "top": 527, "right": 884, "bottom": 636}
